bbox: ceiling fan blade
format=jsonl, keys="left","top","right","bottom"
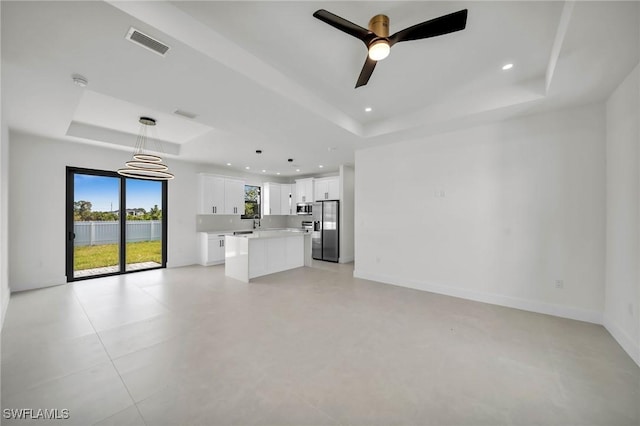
{"left": 389, "top": 9, "right": 468, "bottom": 46}
{"left": 355, "top": 56, "right": 377, "bottom": 88}
{"left": 313, "top": 9, "right": 373, "bottom": 44}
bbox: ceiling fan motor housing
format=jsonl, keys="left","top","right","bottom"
{"left": 368, "top": 14, "right": 389, "bottom": 37}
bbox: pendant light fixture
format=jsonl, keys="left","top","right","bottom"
{"left": 117, "top": 116, "right": 174, "bottom": 180}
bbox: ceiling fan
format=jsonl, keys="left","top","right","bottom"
{"left": 313, "top": 8, "right": 468, "bottom": 88}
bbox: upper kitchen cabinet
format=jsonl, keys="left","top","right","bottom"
{"left": 264, "top": 183, "right": 295, "bottom": 215}
{"left": 198, "top": 174, "right": 245, "bottom": 215}
{"left": 280, "top": 184, "right": 294, "bottom": 215}
{"left": 314, "top": 176, "right": 339, "bottom": 200}
{"left": 224, "top": 178, "right": 245, "bottom": 215}
{"left": 199, "top": 175, "right": 226, "bottom": 214}
{"left": 263, "top": 183, "right": 282, "bottom": 215}
{"left": 295, "top": 178, "right": 314, "bottom": 203}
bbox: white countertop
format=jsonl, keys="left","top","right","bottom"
{"left": 201, "top": 228, "right": 308, "bottom": 238}
{"left": 227, "top": 229, "right": 310, "bottom": 239}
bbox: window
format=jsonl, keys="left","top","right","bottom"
{"left": 242, "top": 185, "right": 261, "bottom": 219}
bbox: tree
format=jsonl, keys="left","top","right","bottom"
{"left": 74, "top": 200, "right": 93, "bottom": 221}
{"left": 148, "top": 205, "right": 162, "bottom": 220}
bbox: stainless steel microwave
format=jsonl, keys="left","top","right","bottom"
{"left": 296, "top": 203, "right": 313, "bottom": 215}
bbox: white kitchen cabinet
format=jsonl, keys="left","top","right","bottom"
{"left": 198, "top": 232, "right": 227, "bottom": 265}
{"left": 314, "top": 177, "right": 340, "bottom": 201}
{"left": 198, "top": 174, "right": 245, "bottom": 215}
{"left": 280, "top": 184, "right": 293, "bottom": 215}
{"left": 226, "top": 232, "right": 309, "bottom": 282}
{"left": 295, "top": 178, "right": 314, "bottom": 203}
{"left": 263, "top": 183, "right": 282, "bottom": 215}
{"left": 199, "top": 175, "right": 226, "bottom": 214}
{"left": 248, "top": 238, "right": 268, "bottom": 278}
{"left": 224, "top": 178, "right": 245, "bottom": 215}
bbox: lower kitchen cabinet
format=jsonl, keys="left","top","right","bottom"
{"left": 198, "top": 232, "right": 228, "bottom": 266}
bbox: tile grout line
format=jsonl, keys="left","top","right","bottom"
{"left": 69, "top": 283, "right": 149, "bottom": 426}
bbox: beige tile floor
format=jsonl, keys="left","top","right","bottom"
{"left": 1, "top": 262, "right": 639, "bottom": 426}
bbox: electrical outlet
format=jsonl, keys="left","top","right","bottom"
{"left": 628, "top": 303, "right": 634, "bottom": 316}
{"left": 555, "top": 280, "right": 564, "bottom": 289}
{"left": 376, "top": 257, "right": 381, "bottom": 264}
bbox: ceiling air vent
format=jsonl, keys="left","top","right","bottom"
{"left": 126, "top": 27, "right": 170, "bottom": 56}
{"left": 174, "top": 109, "right": 198, "bottom": 119}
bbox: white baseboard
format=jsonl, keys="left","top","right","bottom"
{"left": 166, "top": 260, "right": 198, "bottom": 269}
{"left": 353, "top": 270, "right": 603, "bottom": 324}
{"left": 339, "top": 256, "right": 354, "bottom": 264}
{"left": 603, "top": 315, "right": 640, "bottom": 367}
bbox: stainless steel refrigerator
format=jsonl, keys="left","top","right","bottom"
{"left": 311, "top": 200, "right": 339, "bottom": 262}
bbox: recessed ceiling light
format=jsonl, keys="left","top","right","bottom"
{"left": 365, "top": 107, "right": 372, "bottom": 112}
{"left": 262, "top": 170, "right": 266, "bottom": 173}
{"left": 502, "top": 63, "right": 514, "bottom": 71}
{"left": 276, "top": 172, "right": 281, "bottom": 175}
{"left": 296, "top": 169, "right": 301, "bottom": 172}
{"left": 245, "top": 166, "right": 250, "bottom": 170}
{"left": 226, "top": 162, "right": 232, "bottom": 166}
{"left": 319, "top": 165, "right": 324, "bottom": 168}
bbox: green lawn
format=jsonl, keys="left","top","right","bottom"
{"left": 74, "top": 240, "right": 162, "bottom": 271}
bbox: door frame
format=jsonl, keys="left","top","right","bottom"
{"left": 65, "top": 166, "right": 168, "bottom": 282}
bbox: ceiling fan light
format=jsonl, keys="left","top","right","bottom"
{"left": 368, "top": 40, "right": 390, "bottom": 61}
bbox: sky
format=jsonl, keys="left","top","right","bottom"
{"left": 74, "top": 174, "right": 162, "bottom": 212}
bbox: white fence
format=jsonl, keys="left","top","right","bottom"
{"left": 74, "top": 221, "right": 162, "bottom": 246}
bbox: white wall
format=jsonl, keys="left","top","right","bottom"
{"left": 1, "top": 113, "right": 8, "bottom": 324}
{"left": 339, "top": 164, "right": 354, "bottom": 263}
{"left": 7, "top": 131, "right": 280, "bottom": 292}
{"left": 355, "top": 104, "right": 606, "bottom": 323}
{"left": 0, "top": 0, "right": 9, "bottom": 328}
{"left": 604, "top": 63, "right": 640, "bottom": 365}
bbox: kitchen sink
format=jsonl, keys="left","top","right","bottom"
{"left": 233, "top": 230, "right": 253, "bottom": 235}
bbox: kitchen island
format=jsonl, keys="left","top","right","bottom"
{"left": 224, "top": 230, "right": 312, "bottom": 282}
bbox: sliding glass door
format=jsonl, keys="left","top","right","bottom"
{"left": 125, "top": 179, "right": 163, "bottom": 271}
{"left": 66, "top": 167, "right": 167, "bottom": 281}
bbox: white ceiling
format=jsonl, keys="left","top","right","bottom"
{"left": 2, "top": 1, "right": 638, "bottom": 177}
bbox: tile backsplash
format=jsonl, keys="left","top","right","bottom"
{"left": 196, "top": 215, "right": 301, "bottom": 232}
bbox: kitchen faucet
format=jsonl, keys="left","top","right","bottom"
{"left": 253, "top": 218, "right": 261, "bottom": 229}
